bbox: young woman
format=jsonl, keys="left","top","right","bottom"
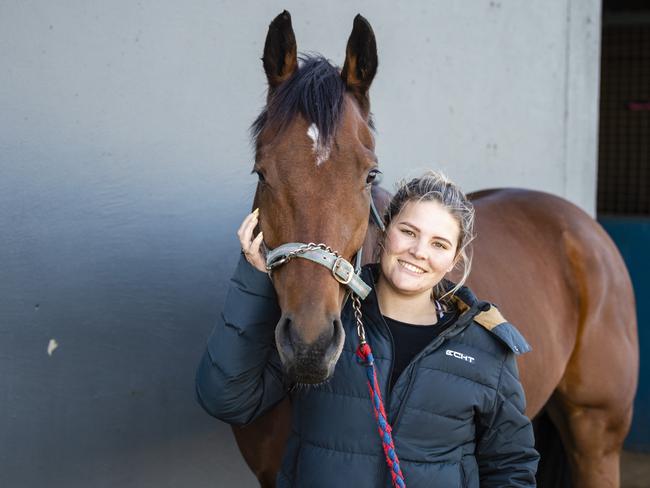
{"left": 196, "top": 171, "right": 539, "bottom": 487}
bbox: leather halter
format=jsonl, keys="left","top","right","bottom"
{"left": 265, "top": 196, "right": 386, "bottom": 300}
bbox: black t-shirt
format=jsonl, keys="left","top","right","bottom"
{"left": 384, "top": 306, "right": 459, "bottom": 391}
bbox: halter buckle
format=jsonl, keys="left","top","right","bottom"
{"left": 332, "top": 257, "right": 354, "bottom": 285}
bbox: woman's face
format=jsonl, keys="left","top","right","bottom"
{"left": 379, "top": 200, "right": 460, "bottom": 298}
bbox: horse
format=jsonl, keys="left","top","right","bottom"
{"left": 229, "top": 11, "right": 639, "bottom": 488}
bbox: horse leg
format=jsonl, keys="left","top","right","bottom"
{"left": 231, "top": 397, "right": 291, "bottom": 488}
{"left": 546, "top": 395, "right": 633, "bottom": 487}
{"left": 546, "top": 230, "right": 639, "bottom": 488}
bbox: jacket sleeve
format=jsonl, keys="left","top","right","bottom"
{"left": 195, "top": 254, "right": 288, "bottom": 425}
{"left": 476, "top": 353, "right": 539, "bottom": 487}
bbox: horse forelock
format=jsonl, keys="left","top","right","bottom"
{"left": 251, "top": 55, "right": 373, "bottom": 149}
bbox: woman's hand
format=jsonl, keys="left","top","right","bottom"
{"left": 237, "top": 208, "right": 267, "bottom": 273}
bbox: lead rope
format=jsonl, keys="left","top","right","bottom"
{"left": 352, "top": 295, "right": 407, "bottom": 488}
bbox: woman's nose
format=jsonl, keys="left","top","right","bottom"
{"left": 410, "top": 239, "right": 428, "bottom": 259}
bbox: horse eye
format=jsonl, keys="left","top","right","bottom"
{"left": 256, "top": 171, "right": 266, "bottom": 183}
{"left": 366, "top": 169, "right": 382, "bottom": 185}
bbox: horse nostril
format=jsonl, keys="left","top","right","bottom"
{"left": 327, "top": 317, "right": 345, "bottom": 357}
{"left": 275, "top": 315, "right": 295, "bottom": 363}
{"left": 331, "top": 317, "right": 342, "bottom": 344}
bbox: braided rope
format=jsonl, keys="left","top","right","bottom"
{"left": 353, "top": 297, "right": 406, "bottom": 488}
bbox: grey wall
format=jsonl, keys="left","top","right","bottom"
{"left": 0, "top": 1, "right": 601, "bottom": 486}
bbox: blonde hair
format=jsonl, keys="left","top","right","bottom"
{"left": 382, "top": 170, "right": 475, "bottom": 303}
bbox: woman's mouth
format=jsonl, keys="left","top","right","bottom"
{"left": 398, "top": 260, "right": 427, "bottom": 274}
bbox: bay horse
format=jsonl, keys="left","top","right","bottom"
{"left": 230, "top": 11, "right": 639, "bottom": 488}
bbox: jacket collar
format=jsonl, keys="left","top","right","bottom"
{"left": 359, "top": 264, "right": 530, "bottom": 355}
{"left": 360, "top": 264, "right": 485, "bottom": 323}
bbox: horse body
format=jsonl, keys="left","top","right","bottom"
{"left": 229, "top": 11, "right": 639, "bottom": 488}
{"left": 469, "top": 188, "right": 593, "bottom": 415}
{"left": 469, "top": 189, "right": 638, "bottom": 487}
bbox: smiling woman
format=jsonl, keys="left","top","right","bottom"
{"left": 377, "top": 172, "right": 475, "bottom": 325}
{"left": 197, "top": 167, "right": 539, "bottom": 487}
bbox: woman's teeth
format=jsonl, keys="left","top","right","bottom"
{"left": 398, "top": 260, "right": 425, "bottom": 274}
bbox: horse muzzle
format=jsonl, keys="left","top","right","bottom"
{"left": 275, "top": 312, "right": 345, "bottom": 384}
{"left": 265, "top": 241, "right": 370, "bottom": 384}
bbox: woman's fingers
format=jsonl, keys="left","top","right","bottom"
{"left": 237, "top": 208, "right": 257, "bottom": 238}
{"left": 251, "top": 230, "right": 264, "bottom": 249}
{"left": 248, "top": 231, "right": 266, "bottom": 272}
{"left": 237, "top": 208, "right": 259, "bottom": 250}
{"left": 237, "top": 209, "right": 266, "bottom": 272}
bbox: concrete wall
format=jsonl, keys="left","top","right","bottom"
{"left": 0, "top": 1, "right": 601, "bottom": 486}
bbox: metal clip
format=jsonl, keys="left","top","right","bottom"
{"left": 267, "top": 256, "right": 288, "bottom": 270}
{"left": 332, "top": 257, "right": 354, "bottom": 285}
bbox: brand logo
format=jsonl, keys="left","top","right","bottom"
{"left": 446, "top": 349, "right": 475, "bottom": 364}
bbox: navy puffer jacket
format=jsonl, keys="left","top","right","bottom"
{"left": 196, "top": 256, "right": 539, "bottom": 487}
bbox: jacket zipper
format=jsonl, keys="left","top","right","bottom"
{"left": 361, "top": 266, "right": 482, "bottom": 430}
{"left": 388, "top": 334, "right": 446, "bottom": 427}
{"left": 388, "top": 307, "right": 479, "bottom": 429}
{"left": 375, "top": 312, "right": 397, "bottom": 403}
{"left": 376, "top": 307, "right": 459, "bottom": 404}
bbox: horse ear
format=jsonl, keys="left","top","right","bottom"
{"left": 341, "top": 14, "right": 378, "bottom": 115}
{"left": 262, "top": 11, "right": 298, "bottom": 90}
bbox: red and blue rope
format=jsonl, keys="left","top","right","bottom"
{"left": 356, "top": 342, "right": 406, "bottom": 488}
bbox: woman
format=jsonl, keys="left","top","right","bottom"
{"left": 196, "top": 171, "right": 539, "bottom": 487}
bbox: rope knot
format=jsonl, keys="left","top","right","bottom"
{"left": 355, "top": 342, "right": 374, "bottom": 365}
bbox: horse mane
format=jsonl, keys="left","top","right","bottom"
{"left": 251, "top": 55, "right": 372, "bottom": 147}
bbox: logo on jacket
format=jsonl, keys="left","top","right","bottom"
{"left": 446, "top": 349, "right": 475, "bottom": 363}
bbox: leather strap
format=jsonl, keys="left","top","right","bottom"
{"left": 369, "top": 193, "right": 386, "bottom": 232}
{"left": 266, "top": 243, "right": 371, "bottom": 299}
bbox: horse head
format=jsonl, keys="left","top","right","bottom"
{"left": 251, "top": 11, "right": 379, "bottom": 384}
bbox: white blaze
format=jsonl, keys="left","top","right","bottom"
{"left": 307, "top": 123, "right": 319, "bottom": 147}
{"left": 306, "top": 123, "right": 330, "bottom": 166}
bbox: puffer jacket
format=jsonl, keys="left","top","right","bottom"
{"left": 196, "top": 255, "right": 539, "bottom": 487}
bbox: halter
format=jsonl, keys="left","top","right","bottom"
{"left": 264, "top": 195, "right": 385, "bottom": 299}
{"left": 263, "top": 197, "right": 407, "bottom": 488}
{"left": 266, "top": 242, "right": 371, "bottom": 298}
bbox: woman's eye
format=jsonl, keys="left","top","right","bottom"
{"left": 401, "top": 229, "right": 415, "bottom": 237}
{"left": 433, "top": 242, "right": 448, "bottom": 249}
{"left": 366, "top": 168, "right": 382, "bottom": 185}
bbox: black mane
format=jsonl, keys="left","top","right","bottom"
{"left": 251, "top": 55, "right": 346, "bottom": 147}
